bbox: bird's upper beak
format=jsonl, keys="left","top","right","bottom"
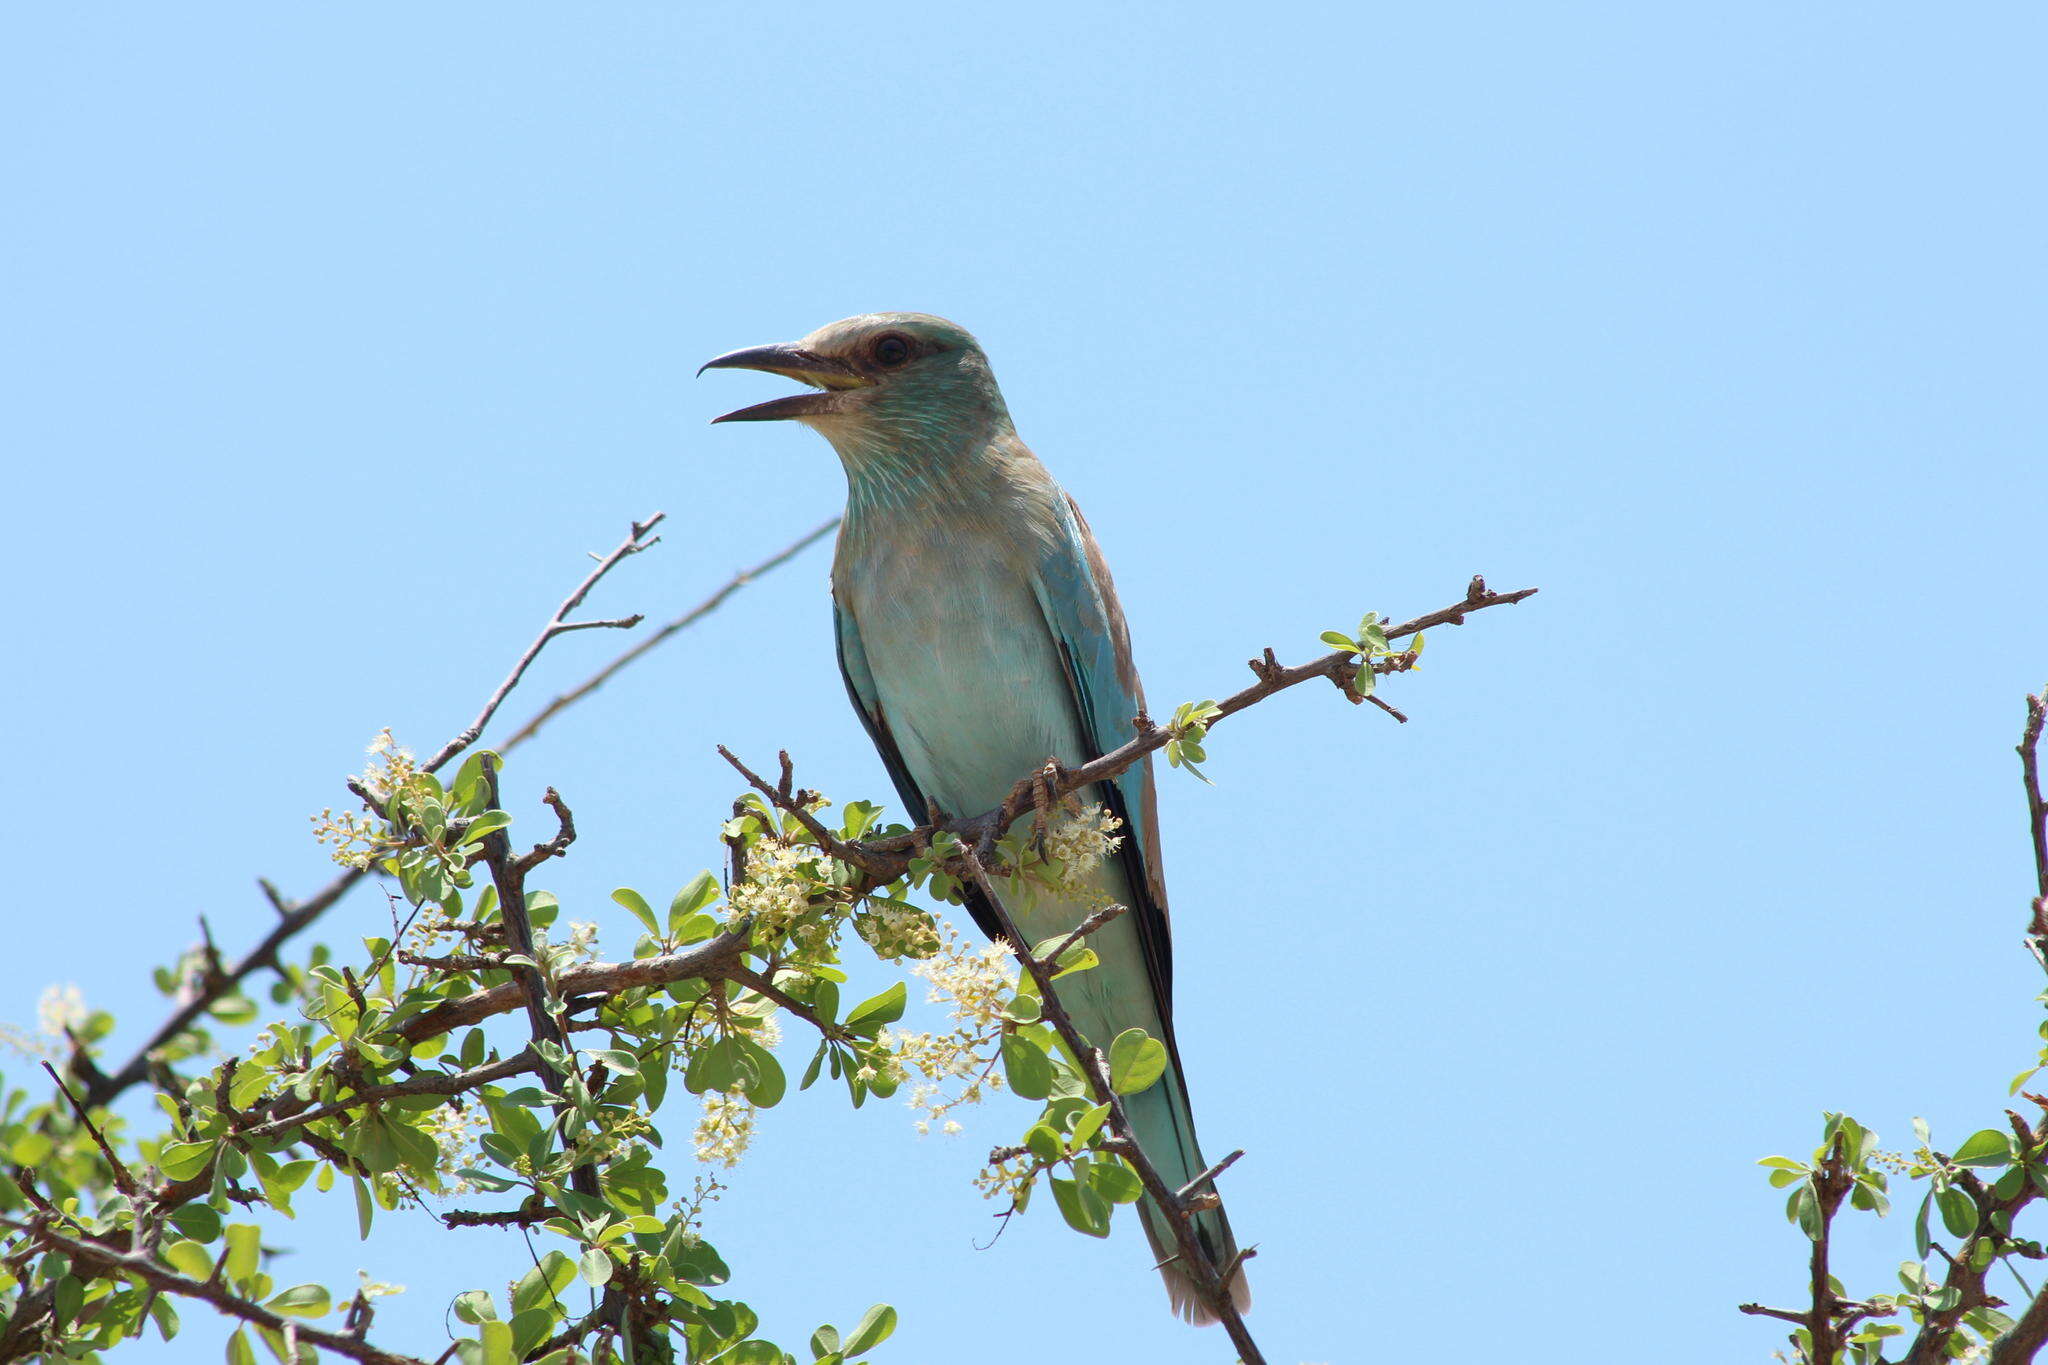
{"left": 698, "top": 343, "right": 871, "bottom": 423}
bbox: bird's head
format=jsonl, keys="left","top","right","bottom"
{"left": 700, "top": 313, "right": 1012, "bottom": 465}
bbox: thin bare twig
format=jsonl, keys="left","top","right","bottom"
{"left": 2021, "top": 691, "right": 2048, "bottom": 948}
{"left": 38, "top": 1065, "right": 139, "bottom": 1196}
{"left": 498, "top": 516, "right": 839, "bottom": 755}
{"left": 421, "top": 513, "right": 665, "bottom": 774}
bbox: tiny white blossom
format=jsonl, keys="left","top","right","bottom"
{"left": 37, "top": 984, "right": 86, "bottom": 1036}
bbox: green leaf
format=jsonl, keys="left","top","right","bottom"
{"left": 1090, "top": 1158, "right": 1144, "bottom": 1204}
{"left": 159, "top": 1140, "right": 216, "bottom": 1182}
{"left": 1952, "top": 1130, "right": 2015, "bottom": 1168}
{"left": 1001, "top": 1035, "right": 1053, "bottom": 1101}
{"left": 479, "top": 1318, "right": 515, "bottom": 1365}
{"left": 265, "top": 1285, "right": 332, "bottom": 1318}
{"left": 1050, "top": 1175, "right": 1111, "bottom": 1238}
{"left": 811, "top": 1326, "right": 842, "bottom": 1359}
{"left": 1787, "top": 1182, "right": 1820, "bottom": 1240}
{"left": 1319, "top": 630, "right": 1359, "bottom": 651}
{"left": 1050, "top": 946, "right": 1098, "bottom": 979}
{"left": 612, "top": 888, "right": 660, "bottom": 937}
{"left": 164, "top": 1240, "right": 213, "bottom": 1281}
{"left": 1069, "top": 1102, "right": 1112, "bottom": 1149}
{"left": 512, "top": 1252, "right": 577, "bottom": 1315}
{"left": 1938, "top": 1187, "right": 1979, "bottom": 1238}
{"left": 1024, "top": 1125, "right": 1062, "bottom": 1164}
{"left": 578, "top": 1249, "right": 613, "bottom": 1288}
{"left": 844, "top": 982, "right": 907, "bottom": 1032}
{"left": 452, "top": 1290, "right": 499, "bottom": 1325}
{"left": 596, "top": 1048, "right": 641, "bottom": 1077}
{"left": 226, "top": 1328, "right": 257, "bottom": 1365}
{"left": 669, "top": 872, "right": 723, "bottom": 936}
{"left": 459, "top": 811, "right": 514, "bottom": 846}
{"left": 223, "top": 1223, "right": 261, "bottom": 1288}
{"left": 1914, "top": 1192, "right": 1934, "bottom": 1257}
{"left": 508, "top": 1309, "right": 555, "bottom": 1357}
{"left": 801, "top": 1042, "right": 829, "bottom": 1092}
{"left": 842, "top": 1304, "right": 898, "bottom": 1357}
{"left": 351, "top": 1170, "right": 375, "bottom": 1239}
{"left": 209, "top": 995, "right": 258, "bottom": 1025}
{"left": 7, "top": 1132, "right": 52, "bottom": 1166}
{"left": 169, "top": 1203, "right": 222, "bottom": 1244}
{"left": 1107, "top": 1029, "right": 1168, "bottom": 1095}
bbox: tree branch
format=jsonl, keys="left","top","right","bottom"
{"left": 2021, "top": 690, "right": 2048, "bottom": 952}
{"left": 1992, "top": 1280, "right": 2048, "bottom": 1364}
{"left": 3, "top": 1219, "right": 429, "bottom": 1365}
{"left": 392, "top": 928, "right": 754, "bottom": 1046}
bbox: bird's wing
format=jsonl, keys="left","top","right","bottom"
{"left": 835, "top": 596, "right": 1012, "bottom": 945}
{"left": 834, "top": 596, "right": 931, "bottom": 825}
{"left": 1030, "top": 494, "right": 1175, "bottom": 1016}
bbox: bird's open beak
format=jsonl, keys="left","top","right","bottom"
{"left": 698, "top": 343, "right": 870, "bottom": 423}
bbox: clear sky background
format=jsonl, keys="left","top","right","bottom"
{"left": 3, "top": 4, "right": 2043, "bottom": 1362}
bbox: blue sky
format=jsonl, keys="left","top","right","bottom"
{"left": 3, "top": 4, "right": 2044, "bottom": 1361}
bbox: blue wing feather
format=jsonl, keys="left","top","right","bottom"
{"left": 835, "top": 596, "right": 1009, "bottom": 944}
{"left": 1029, "top": 495, "right": 1176, "bottom": 1015}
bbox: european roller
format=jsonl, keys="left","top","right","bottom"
{"left": 703, "top": 313, "right": 1249, "bottom": 1323}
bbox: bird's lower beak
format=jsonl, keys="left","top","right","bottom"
{"left": 698, "top": 343, "right": 870, "bottom": 423}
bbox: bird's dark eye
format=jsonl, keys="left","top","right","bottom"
{"left": 872, "top": 333, "right": 913, "bottom": 368}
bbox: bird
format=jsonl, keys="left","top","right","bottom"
{"left": 702, "top": 313, "right": 1249, "bottom": 1324}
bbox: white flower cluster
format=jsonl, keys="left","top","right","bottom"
{"left": 884, "top": 925, "right": 1021, "bottom": 1135}
{"left": 854, "top": 900, "right": 941, "bottom": 960}
{"left": 355, "top": 729, "right": 418, "bottom": 801}
{"left": 729, "top": 838, "right": 816, "bottom": 935}
{"left": 421, "top": 1102, "right": 491, "bottom": 1193}
{"left": 563, "top": 920, "right": 600, "bottom": 961}
{"left": 1038, "top": 804, "right": 1124, "bottom": 894}
{"left": 911, "top": 928, "right": 1017, "bottom": 1029}
{"left": 693, "top": 1088, "right": 756, "bottom": 1167}
{"left": 36, "top": 983, "right": 86, "bottom": 1036}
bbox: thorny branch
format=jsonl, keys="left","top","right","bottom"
{"left": 3, "top": 1218, "right": 430, "bottom": 1365}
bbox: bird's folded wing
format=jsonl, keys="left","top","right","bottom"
{"left": 1029, "top": 494, "right": 1176, "bottom": 1019}
{"left": 834, "top": 598, "right": 1008, "bottom": 945}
